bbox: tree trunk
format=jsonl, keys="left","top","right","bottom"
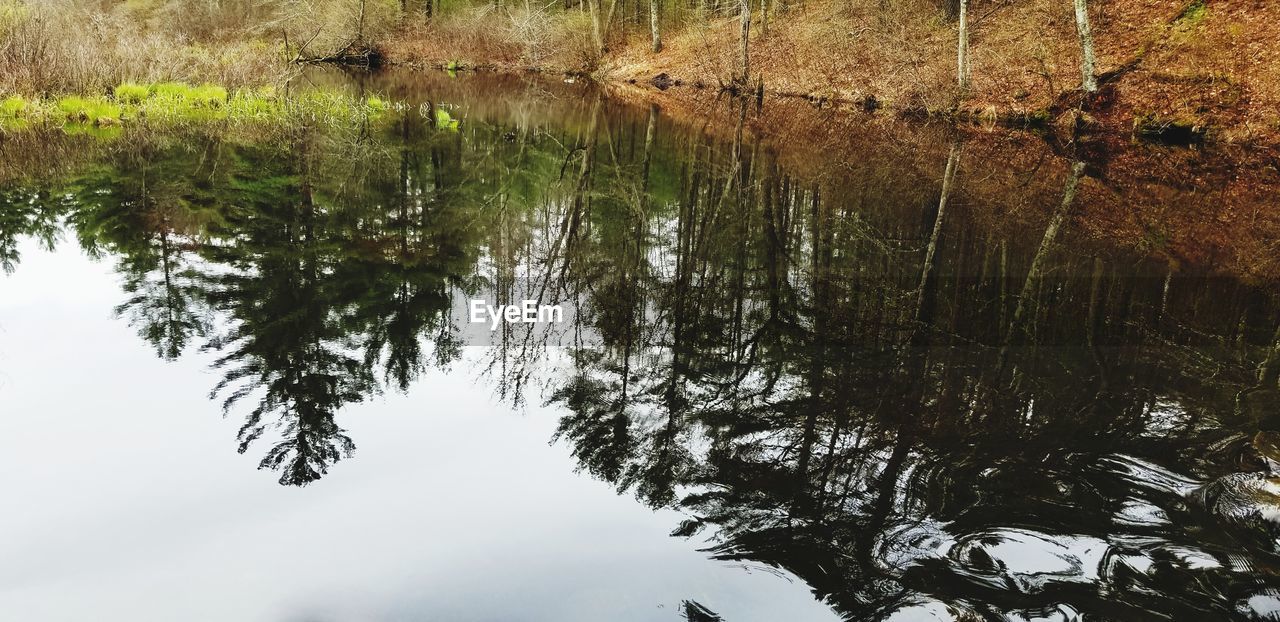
{"left": 588, "top": 0, "right": 618, "bottom": 56}
{"left": 588, "top": 0, "right": 603, "bottom": 54}
{"left": 1073, "top": 0, "right": 1098, "bottom": 92}
{"left": 915, "top": 143, "right": 961, "bottom": 326}
{"left": 996, "top": 160, "right": 1085, "bottom": 372}
{"left": 642, "top": 104, "right": 658, "bottom": 187}
{"left": 957, "top": 0, "right": 970, "bottom": 90}
{"left": 649, "top": 0, "right": 661, "bottom": 52}
{"left": 357, "top": 0, "right": 367, "bottom": 42}
{"left": 738, "top": 0, "right": 751, "bottom": 84}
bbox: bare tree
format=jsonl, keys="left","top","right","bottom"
{"left": 1073, "top": 0, "right": 1098, "bottom": 92}
{"left": 650, "top": 0, "right": 661, "bottom": 52}
{"left": 738, "top": 0, "right": 751, "bottom": 84}
{"left": 588, "top": 0, "right": 618, "bottom": 57}
{"left": 957, "top": 0, "right": 970, "bottom": 90}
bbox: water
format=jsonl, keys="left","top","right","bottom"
{"left": 3, "top": 69, "right": 1280, "bottom": 621}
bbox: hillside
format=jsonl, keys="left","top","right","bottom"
{"left": 385, "top": 0, "right": 1280, "bottom": 146}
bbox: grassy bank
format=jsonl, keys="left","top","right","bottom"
{"left": 382, "top": 0, "right": 1280, "bottom": 147}
{"left": 0, "top": 80, "right": 395, "bottom": 141}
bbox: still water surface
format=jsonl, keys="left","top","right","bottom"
{"left": 2, "top": 69, "right": 1280, "bottom": 621}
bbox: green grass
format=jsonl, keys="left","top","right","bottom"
{"left": 434, "top": 107, "right": 460, "bottom": 131}
{"left": 57, "top": 96, "right": 122, "bottom": 125}
{"left": 0, "top": 94, "right": 31, "bottom": 130}
{"left": 145, "top": 82, "right": 229, "bottom": 107}
{"left": 113, "top": 83, "right": 149, "bottom": 104}
{"left": 1, "top": 95, "right": 26, "bottom": 117}
{"left": 190, "top": 84, "right": 229, "bottom": 107}
{"left": 2, "top": 82, "right": 401, "bottom": 137}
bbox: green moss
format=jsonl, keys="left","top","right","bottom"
{"left": 1023, "top": 109, "right": 1052, "bottom": 127}
{"left": 0, "top": 95, "right": 30, "bottom": 130}
{"left": 57, "top": 96, "right": 88, "bottom": 117}
{"left": 1170, "top": 0, "right": 1208, "bottom": 42}
{"left": 1176, "top": 0, "right": 1207, "bottom": 27}
{"left": 149, "top": 82, "right": 224, "bottom": 106}
{"left": 62, "top": 120, "right": 122, "bottom": 140}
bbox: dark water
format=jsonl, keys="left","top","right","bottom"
{"left": 3, "top": 69, "right": 1280, "bottom": 621}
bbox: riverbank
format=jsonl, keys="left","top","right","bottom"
{"left": 383, "top": 0, "right": 1280, "bottom": 147}
{"left": 4, "top": 0, "right": 1277, "bottom": 147}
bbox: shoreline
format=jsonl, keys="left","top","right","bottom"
{"left": 382, "top": 57, "right": 1280, "bottom": 155}
{"left": 381, "top": 1, "right": 1280, "bottom": 150}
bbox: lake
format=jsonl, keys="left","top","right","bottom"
{"left": 2, "top": 68, "right": 1280, "bottom": 621}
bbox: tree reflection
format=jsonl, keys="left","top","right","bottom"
{"left": 3, "top": 83, "right": 1280, "bottom": 618}
{"left": 532, "top": 103, "right": 1280, "bottom": 619}
{"left": 0, "top": 109, "right": 494, "bottom": 485}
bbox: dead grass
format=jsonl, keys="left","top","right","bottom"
{"left": 1106, "top": 0, "right": 1280, "bottom": 144}
{"left": 604, "top": 0, "right": 1092, "bottom": 114}
{"left": 385, "top": 5, "right": 600, "bottom": 73}
{"left": 0, "top": 0, "right": 410, "bottom": 96}
{"left": 0, "top": 0, "right": 293, "bottom": 94}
